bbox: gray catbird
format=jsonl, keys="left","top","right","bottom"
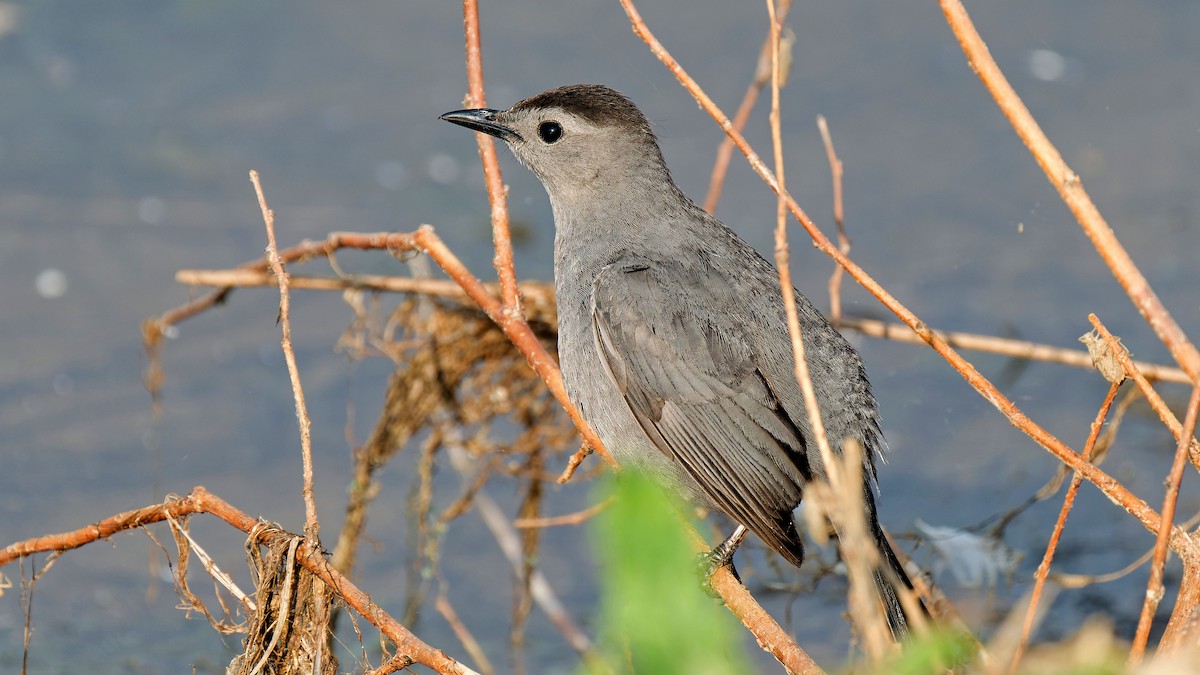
{"left": 442, "top": 84, "right": 919, "bottom": 638}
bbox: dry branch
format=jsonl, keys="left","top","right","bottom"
{"left": 460, "top": 0, "right": 520, "bottom": 314}
{"left": 251, "top": 171, "right": 320, "bottom": 544}
{"left": 1010, "top": 382, "right": 1121, "bottom": 672}
{"left": 0, "top": 488, "right": 481, "bottom": 675}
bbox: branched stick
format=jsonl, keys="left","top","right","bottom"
{"left": 251, "top": 170, "right": 320, "bottom": 543}
{"left": 1089, "top": 316, "right": 1200, "bottom": 468}
{"left": 842, "top": 316, "right": 1191, "bottom": 385}
{"left": 1010, "top": 381, "right": 1121, "bottom": 672}
{"left": 457, "top": 0, "right": 610, "bottom": 481}
{"left": 0, "top": 488, "right": 481, "bottom": 675}
{"left": 158, "top": 228, "right": 601, "bottom": 470}
{"left": 937, "top": 0, "right": 1200, "bottom": 383}
{"left": 1130, "top": 383, "right": 1200, "bottom": 663}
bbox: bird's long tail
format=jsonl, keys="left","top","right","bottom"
{"left": 872, "top": 521, "right": 927, "bottom": 642}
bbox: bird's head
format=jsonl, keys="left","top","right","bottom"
{"left": 441, "top": 84, "right": 673, "bottom": 206}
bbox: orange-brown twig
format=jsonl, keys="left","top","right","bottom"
{"left": 436, "top": 591, "right": 496, "bottom": 675}
{"left": 937, "top": 0, "right": 1199, "bottom": 384}
{"left": 764, "top": 0, "right": 832, "bottom": 465}
{"left": 1130, "top": 382, "right": 1200, "bottom": 663}
{"left": 513, "top": 498, "right": 613, "bottom": 529}
{"left": 761, "top": 0, "right": 843, "bottom": 666}
{"left": 843, "top": 316, "right": 1192, "bottom": 386}
{"left": 817, "top": 116, "right": 849, "bottom": 324}
{"left": 460, "top": 0, "right": 519, "bottom": 316}
{"left": 760, "top": 10, "right": 839, "bottom": 643}
{"left": 456, "top": 0, "right": 613, "bottom": 482}
{"left": 704, "top": 546, "right": 825, "bottom": 674}
{"left": 1010, "top": 381, "right": 1121, "bottom": 672}
{"left": 251, "top": 170, "right": 320, "bottom": 543}
{"left": 368, "top": 228, "right": 615, "bottom": 469}
{"left": 702, "top": 0, "right": 792, "bottom": 214}
{"left": 0, "top": 487, "right": 481, "bottom": 675}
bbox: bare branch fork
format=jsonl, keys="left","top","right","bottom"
{"left": 0, "top": 488, "right": 482, "bottom": 675}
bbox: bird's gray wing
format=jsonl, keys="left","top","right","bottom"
{"left": 590, "top": 256, "right": 810, "bottom": 565}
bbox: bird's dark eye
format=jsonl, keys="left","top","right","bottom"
{"left": 538, "top": 121, "right": 563, "bottom": 144}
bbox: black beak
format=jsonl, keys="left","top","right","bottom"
{"left": 439, "top": 108, "right": 522, "bottom": 142}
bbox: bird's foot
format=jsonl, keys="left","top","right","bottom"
{"left": 696, "top": 541, "right": 741, "bottom": 598}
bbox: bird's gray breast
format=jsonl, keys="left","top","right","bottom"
{"left": 553, "top": 252, "right": 706, "bottom": 499}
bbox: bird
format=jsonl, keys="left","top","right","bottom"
{"left": 441, "top": 84, "right": 919, "bottom": 639}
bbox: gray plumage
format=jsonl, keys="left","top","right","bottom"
{"left": 442, "top": 84, "right": 916, "bottom": 638}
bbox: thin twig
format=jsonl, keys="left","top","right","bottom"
{"left": 556, "top": 443, "right": 593, "bottom": 483}
{"left": 842, "top": 316, "right": 1192, "bottom": 385}
{"left": 1130, "top": 382, "right": 1200, "bottom": 663}
{"left": 764, "top": 0, "right": 833, "bottom": 470}
{"left": 443, "top": 443, "right": 600, "bottom": 661}
{"left": 702, "top": 0, "right": 793, "bottom": 214}
{"left": 937, "top": 0, "right": 1200, "bottom": 383}
{"left": 817, "top": 116, "right": 849, "bottom": 324}
{"left": 460, "top": 0, "right": 520, "bottom": 315}
{"left": 514, "top": 498, "right": 613, "bottom": 528}
{"left": 436, "top": 591, "right": 496, "bottom": 675}
{"left": 1009, "top": 381, "right": 1121, "bottom": 672}
{"left": 764, "top": 0, "right": 859, "bottom": 663}
{"left": 251, "top": 170, "right": 319, "bottom": 543}
{"left": 410, "top": 226, "right": 614, "bottom": 469}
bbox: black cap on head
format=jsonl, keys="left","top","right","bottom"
{"left": 511, "top": 84, "right": 651, "bottom": 135}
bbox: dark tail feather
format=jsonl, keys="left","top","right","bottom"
{"left": 773, "top": 514, "right": 807, "bottom": 569}
{"left": 872, "top": 522, "right": 927, "bottom": 641}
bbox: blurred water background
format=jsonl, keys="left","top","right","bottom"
{"left": 1, "top": 1, "right": 1198, "bottom": 672}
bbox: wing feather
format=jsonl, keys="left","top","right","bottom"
{"left": 590, "top": 256, "right": 810, "bottom": 565}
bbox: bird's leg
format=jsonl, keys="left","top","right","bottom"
{"left": 697, "top": 524, "right": 748, "bottom": 595}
